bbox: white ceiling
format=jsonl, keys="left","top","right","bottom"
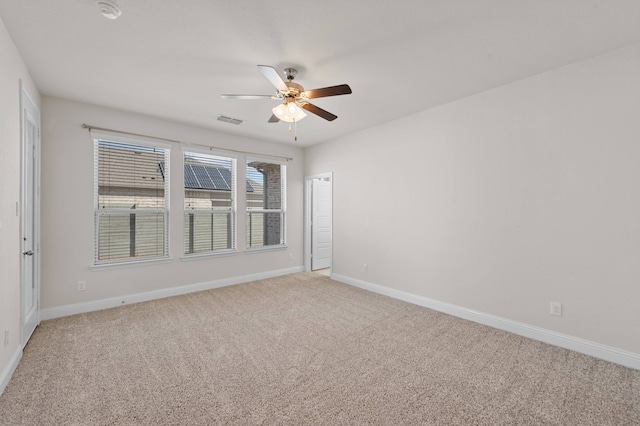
{"left": 2, "top": 1, "right": 640, "bottom": 147}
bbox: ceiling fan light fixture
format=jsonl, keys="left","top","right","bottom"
{"left": 272, "top": 102, "right": 306, "bottom": 122}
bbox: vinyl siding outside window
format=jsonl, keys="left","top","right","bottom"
{"left": 93, "top": 136, "right": 170, "bottom": 265}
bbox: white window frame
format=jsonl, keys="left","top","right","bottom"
{"left": 245, "top": 156, "right": 287, "bottom": 251}
{"left": 92, "top": 131, "right": 171, "bottom": 268}
{"left": 182, "top": 147, "right": 237, "bottom": 258}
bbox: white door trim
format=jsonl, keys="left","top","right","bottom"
{"left": 20, "top": 82, "right": 41, "bottom": 346}
{"left": 304, "top": 172, "right": 332, "bottom": 272}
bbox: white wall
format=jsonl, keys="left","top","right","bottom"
{"left": 41, "top": 97, "right": 304, "bottom": 309}
{"left": 306, "top": 43, "right": 640, "bottom": 356}
{"left": 0, "top": 16, "right": 40, "bottom": 390}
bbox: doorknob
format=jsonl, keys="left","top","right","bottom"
{"left": 23, "top": 250, "right": 34, "bottom": 256}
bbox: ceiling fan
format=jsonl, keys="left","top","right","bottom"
{"left": 221, "top": 65, "right": 352, "bottom": 123}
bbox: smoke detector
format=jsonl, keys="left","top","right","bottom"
{"left": 96, "top": 1, "right": 121, "bottom": 20}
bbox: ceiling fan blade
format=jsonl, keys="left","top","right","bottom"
{"left": 258, "top": 65, "right": 289, "bottom": 92}
{"left": 299, "top": 102, "right": 338, "bottom": 121}
{"left": 221, "top": 94, "right": 278, "bottom": 100}
{"left": 268, "top": 114, "right": 280, "bottom": 123}
{"left": 303, "top": 84, "right": 352, "bottom": 99}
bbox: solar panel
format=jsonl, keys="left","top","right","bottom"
{"left": 184, "top": 165, "right": 198, "bottom": 188}
{"left": 218, "top": 168, "right": 232, "bottom": 187}
{"left": 206, "top": 167, "right": 230, "bottom": 190}
{"left": 183, "top": 162, "right": 236, "bottom": 191}
{"left": 191, "top": 165, "right": 216, "bottom": 189}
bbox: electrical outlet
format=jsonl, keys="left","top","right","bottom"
{"left": 362, "top": 263, "right": 368, "bottom": 273}
{"left": 4, "top": 329, "right": 9, "bottom": 347}
{"left": 77, "top": 281, "right": 86, "bottom": 291}
{"left": 550, "top": 301, "right": 562, "bottom": 317}
{"left": 288, "top": 253, "right": 293, "bottom": 261}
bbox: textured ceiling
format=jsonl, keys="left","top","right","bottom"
{"left": 1, "top": 1, "right": 640, "bottom": 147}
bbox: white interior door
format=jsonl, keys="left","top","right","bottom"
{"left": 21, "top": 87, "right": 40, "bottom": 346}
{"left": 311, "top": 179, "right": 332, "bottom": 270}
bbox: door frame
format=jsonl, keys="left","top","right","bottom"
{"left": 304, "top": 172, "right": 332, "bottom": 272}
{"left": 20, "top": 82, "right": 41, "bottom": 346}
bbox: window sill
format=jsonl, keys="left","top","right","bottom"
{"left": 91, "top": 256, "right": 172, "bottom": 271}
{"left": 181, "top": 250, "right": 238, "bottom": 262}
{"left": 245, "top": 245, "right": 288, "bottom": 254}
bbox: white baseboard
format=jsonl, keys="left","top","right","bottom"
{"left": 41, "top": 266, "right": 304, "bottom": 321}
{"left": 0, "top": 347, "right": 22, "bottom": 397}
{"left": 331, "top": 273, "right": 640, "bottom": 370}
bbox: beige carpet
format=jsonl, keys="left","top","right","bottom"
{"left": 1, "top": 272, "right": 638, "bottom": 425}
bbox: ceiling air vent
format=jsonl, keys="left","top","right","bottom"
{"left": 217, "top": 115, "right": 243, "bottom": 125}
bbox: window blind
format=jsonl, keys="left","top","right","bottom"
{"left": 93, "top": 138, "right": 170, "bottom": 264}
{"left": 246, "top": 158, "right": 286, "bottom": 248}
{"left": 183, "top": 151, "right": 236, "bottom": 255}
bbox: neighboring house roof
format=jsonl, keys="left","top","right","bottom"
{"left": 159, "top": 162, "right": 255, "bottom": 192}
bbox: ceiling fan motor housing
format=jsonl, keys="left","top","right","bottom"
{"left": 284, "top": 81, "right": 304, "bottom": 97}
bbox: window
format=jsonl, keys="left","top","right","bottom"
{"left": 246, "top": 159, "right": 286, "bottom": 248}
{"left": 93, "top": 135, "right": 170, "bottom": 265}
{"left": 183, "top": 151, "right": 236, "bottom": 255}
